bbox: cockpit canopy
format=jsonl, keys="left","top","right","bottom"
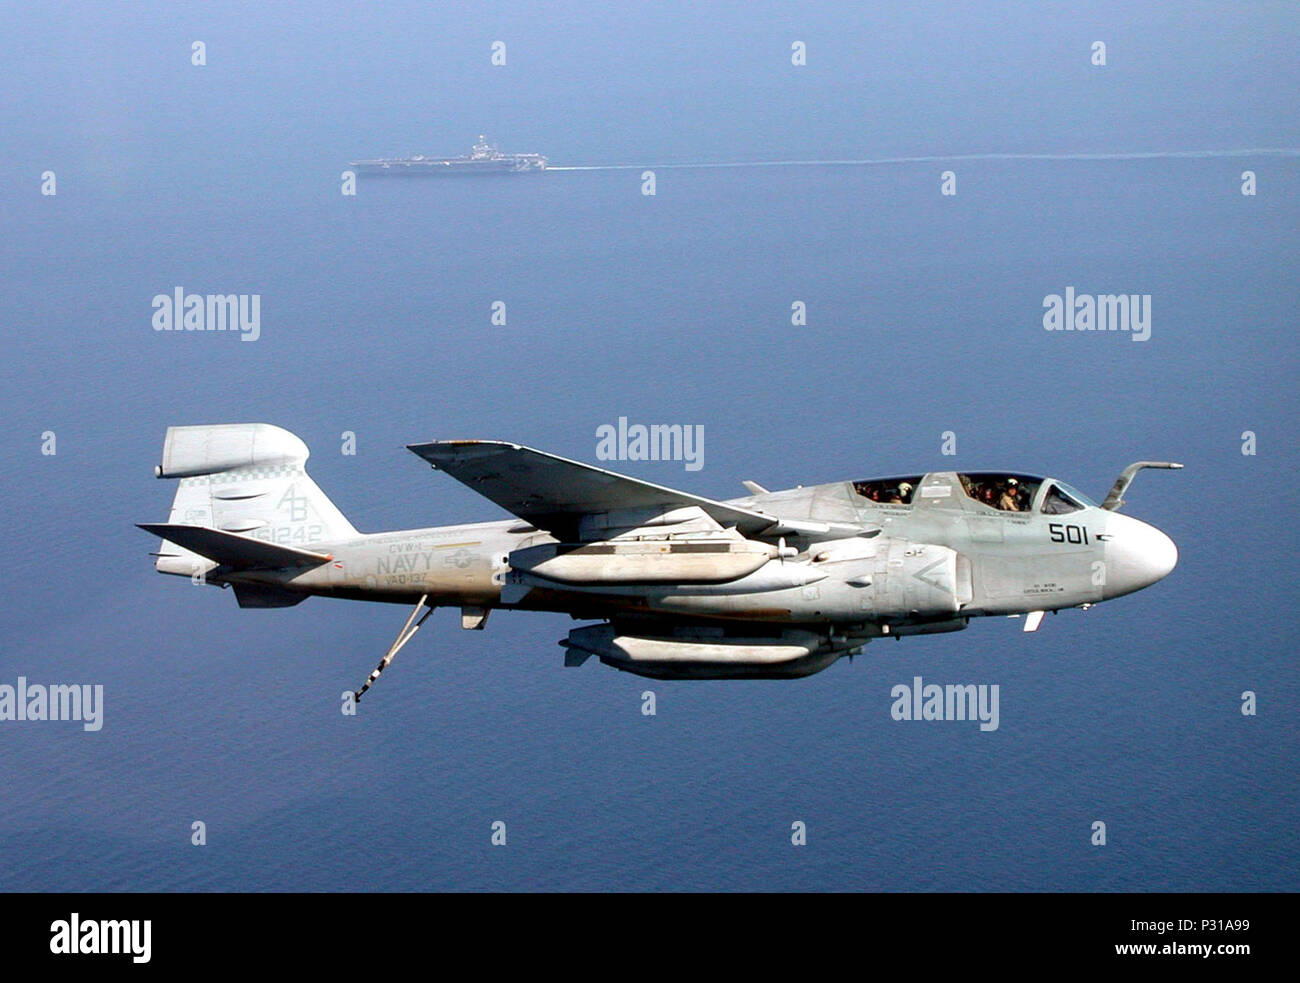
{"left": 851, "top": 476, "right": 924, "bottom": 505}
{"left": 1039, "top": 480, "right": 1095, "bottom": 514}
{"left": 957, "top": 473, "right": 1097, "bottom": 513}
{"left": 958, "top": 473, "right": 1042, "bottom": 512}
{"left": 852, "top": 471, "right": 1097, "bottom": 514}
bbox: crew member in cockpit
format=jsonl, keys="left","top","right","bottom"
{"left": 998, "top": 478, "right": 1021, "bottom": 512}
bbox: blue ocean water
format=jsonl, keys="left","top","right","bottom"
{"left": 0, "top": 2, "right": 1296, "bottom": 892}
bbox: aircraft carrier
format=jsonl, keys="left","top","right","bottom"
{"left": 351, "top": 135, "right": 547, "bottom": 176}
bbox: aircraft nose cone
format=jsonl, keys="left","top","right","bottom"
{"left": 1103, "top": 515, "right": 1178, "bottom": 599}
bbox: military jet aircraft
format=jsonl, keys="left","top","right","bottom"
{"left": 139, "top": 424, "right": 1180, "bottom": 697}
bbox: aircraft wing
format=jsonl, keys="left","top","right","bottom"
{"left": 406, "top": 440, "right": 785, "bottom": 539}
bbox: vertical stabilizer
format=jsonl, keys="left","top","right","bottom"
{"left": 148, "top": 424, "right": 357, "bottom": 578}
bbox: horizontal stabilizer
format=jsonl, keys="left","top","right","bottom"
{"left": 137, "top": 523, "right": 332, "bottom": 570}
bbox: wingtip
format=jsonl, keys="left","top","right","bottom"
{"left": 406, "top": 439, "right": 523, "bottom": 459}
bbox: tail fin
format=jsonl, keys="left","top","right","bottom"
{"left": 145, "top": 423, "right": 357, "bottom": 578}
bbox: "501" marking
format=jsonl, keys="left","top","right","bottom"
{"left": 1048, "top": 522, "right": 1089, "bottom": 545}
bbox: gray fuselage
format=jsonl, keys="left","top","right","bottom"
{"left": 235, "top": 469, "right": 1176, "bottom": 636}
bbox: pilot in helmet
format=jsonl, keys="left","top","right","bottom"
{"left": 999, "top": 478, "right": 1020, "bottom": 511}
{"left": 897, "top": 481, "right": 913, "bottom": 502}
